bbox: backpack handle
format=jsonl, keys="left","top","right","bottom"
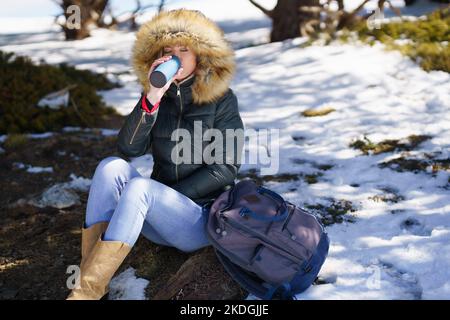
{"left": 238, "top": 186, "right": 289, "bottom": 222}
{"left": 256, "top": 186, "right": 285, "bottom": 205}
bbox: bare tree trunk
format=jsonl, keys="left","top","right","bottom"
{"left": 58, "top": 0, "right": 109, "bottom": 40}
{"left": 249, "top": 0, "right": 321, "bottom": 42}
{"left": 152, "top": 247, "right": 245, "bottom": 300}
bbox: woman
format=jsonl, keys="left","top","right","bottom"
{"left": 67, "top": 9, "right": 244, "bottom": 300}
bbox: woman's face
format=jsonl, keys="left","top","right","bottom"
{"left": 162, "top": 44, "right": 197, "bottom": 82}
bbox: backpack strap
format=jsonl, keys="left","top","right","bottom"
{"left": 238, "top": 185, "right": 289, "bottom": 222}
{"left": 215, "top": 249, "right": 294, "bottom": 300}
{"left": 263, "top": 282, "right": 293, "bottom": 300}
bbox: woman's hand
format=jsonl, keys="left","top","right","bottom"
{"left": 146, "top": 55, "right": 184, "bottom": 105}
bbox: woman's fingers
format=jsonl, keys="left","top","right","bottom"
{"left": 167, "top": 67, "right": 184, "bottom": 86}
{"left": 152, "top": 56, "right": 172, "bottom": 66}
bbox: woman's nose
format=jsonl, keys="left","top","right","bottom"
{"left": 173, "top": 49, "right": 181, "bottom": 57}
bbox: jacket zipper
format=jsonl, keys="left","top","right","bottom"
{"left": 175, "top": 85, "right": 183, "bottom": 183}
{"left": 129, "top": 110, "right": 146, "bottom": 145}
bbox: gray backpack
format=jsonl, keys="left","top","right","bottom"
{"left": 204, "top": 179, "right": 330, "bottom": 299}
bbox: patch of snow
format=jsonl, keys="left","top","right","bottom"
{"left": 26, "top": 166, "right": 53, "bottom": 173}
{"left": 28, "top": 132, "right": 54, "bottom": 139}
{"left": 37, "top": 88, "right": 70, "bottom": 109}
{"left": 62, "top": 127, "right": 91, "bottom": 133}
{"left": 14, "top": 162, "right": 53, "bottom": 173}
{"left": 62, "top": 127, "right": 119, "bottom": 136}
{"left": 36, "top": 184, "right": 80, "bottom": 209}
{"left": 109, "top": 267, "right": 149, "bottom": 300}
{"left": 100, "top": 129, "right": 119, "bottom": 136}
{"left": 66, "top": 173, "right": 92, "bottom": 192}
{"left": 13, "top": 162, "right": 26, "bottom": 169}
{"left": 30, "top": 174, "right": 92, "bottom": 209}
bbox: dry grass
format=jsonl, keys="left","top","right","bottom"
{"left": 301, "top": 107, "right": 336, "bottom": 117}
{"left": 350, "top": 135, "right": 432, "bottom": 155}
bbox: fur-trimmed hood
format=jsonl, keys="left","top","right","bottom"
{"left": 132, "top": 9, "right": 236, "bottom": 105}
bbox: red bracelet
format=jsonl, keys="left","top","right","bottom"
{"left": 142, "top": 94, "right": 160, "bottom": 114}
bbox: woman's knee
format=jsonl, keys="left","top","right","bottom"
{"left": 125, "top": 176, "right": 153, "bottom": 192}
{"left": 94, "top": 156, "right": 130, "bottom": 179}
{"left": 120, "top": 177, "right": 156, "bottom": 205}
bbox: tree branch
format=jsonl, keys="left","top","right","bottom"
{"left": 248, "top": 0, "right": 273, "bottom": 18}
{"left": 350, "top": 0, "right": 371, "bottom": 17}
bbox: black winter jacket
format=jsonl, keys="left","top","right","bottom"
{"left": 117, "top": 75, "right": 244, "bottom": 206}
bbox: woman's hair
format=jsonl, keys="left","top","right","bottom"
{"left": 133, "top": 9, "right": 235, "bottom": 104}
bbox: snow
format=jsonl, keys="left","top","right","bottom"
{"left": 109, "top": 267, "right": 149, "bottom": 300}
{"left": 37, "top": 89, "right": 70, "bottom": 109}
{"left": 237, "top": 39, "right": 449, "bottom": 300}
{"left": 66, "top": 173, "right": 92, "bottom": 192}
{"left": 28, "top": 132, "right": 54, "bottom": 139}
{"left": 100, "top": 128, "right": 119, "bottom": 136}
{"left": 13, "top": 162, "right": 54, "bottom": 173}
{"left": 62, "top": 126, "right": 119, "bottom": 137}
{"left": 2, "top": 1, "right": 449, "bottom": 300}
{"left": 29, "top": 174, "right": 92, "bottom": 209}
{"left": 26, "top": 166, "right": 53, "bottom": 173}
{"left": 37, "top": 184, "right": 80, "bottom": 209}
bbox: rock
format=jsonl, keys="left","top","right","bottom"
{"left": 152, "top": 247, "right": 245, "bottom": 300}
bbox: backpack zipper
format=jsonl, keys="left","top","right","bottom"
{"left": 129, "top": 110, "right": 146, "bottom": 145}
{"left": 220, "top": 185, "right": 237, "bottom": 213}
{"left": 281, "top": 204, "right": 295, "bottom": 231}
{"left": 220, "top": 214, "right": 303, "bottom": 264}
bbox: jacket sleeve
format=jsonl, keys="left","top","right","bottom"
{"left": 117, "top": 94, "right": 159, "bottom": 157}
{"left": 171, "top": 89, "right": 245, "bottom": 199}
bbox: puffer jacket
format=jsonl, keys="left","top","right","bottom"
{"left": 117, "top": 9, "right": 245, "bottom": 206}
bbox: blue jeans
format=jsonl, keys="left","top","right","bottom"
{"left": 85, "top": 156, "right": 210, "bottom": 252}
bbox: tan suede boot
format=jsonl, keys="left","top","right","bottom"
{"left": 80, "top": 222, "right": 109, "bottom": 269}
{"left": 67, "top": 239, "right": 131, "bottom": 300}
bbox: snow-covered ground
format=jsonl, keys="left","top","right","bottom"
{"left": 1, "top": 1, "right": 449, "bottom": 300}
{"left": 238, "top": 38, "right": 450, "bottom": 300}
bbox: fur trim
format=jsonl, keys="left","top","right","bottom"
{"left": 132, "top": 9, "right": 236, "bottom": 105}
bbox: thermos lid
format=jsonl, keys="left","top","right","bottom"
{"left": 149, "top": 71, "right": 167, "bottom": 88}
{"left": 149, "top": 55, "right": 181, "bottom": 88}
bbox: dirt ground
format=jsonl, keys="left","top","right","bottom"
{"left": 0, "top": 114, "right": 238, "bottom": 300}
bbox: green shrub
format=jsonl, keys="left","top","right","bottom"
{"left": 0, "top": 51, "right": 120, "bottom": 134}
{"left": 3, "top": 133, "right": 28, "bottom": 149}
{"left": 340, "top": 7, "right": 450, "bottom": 73}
